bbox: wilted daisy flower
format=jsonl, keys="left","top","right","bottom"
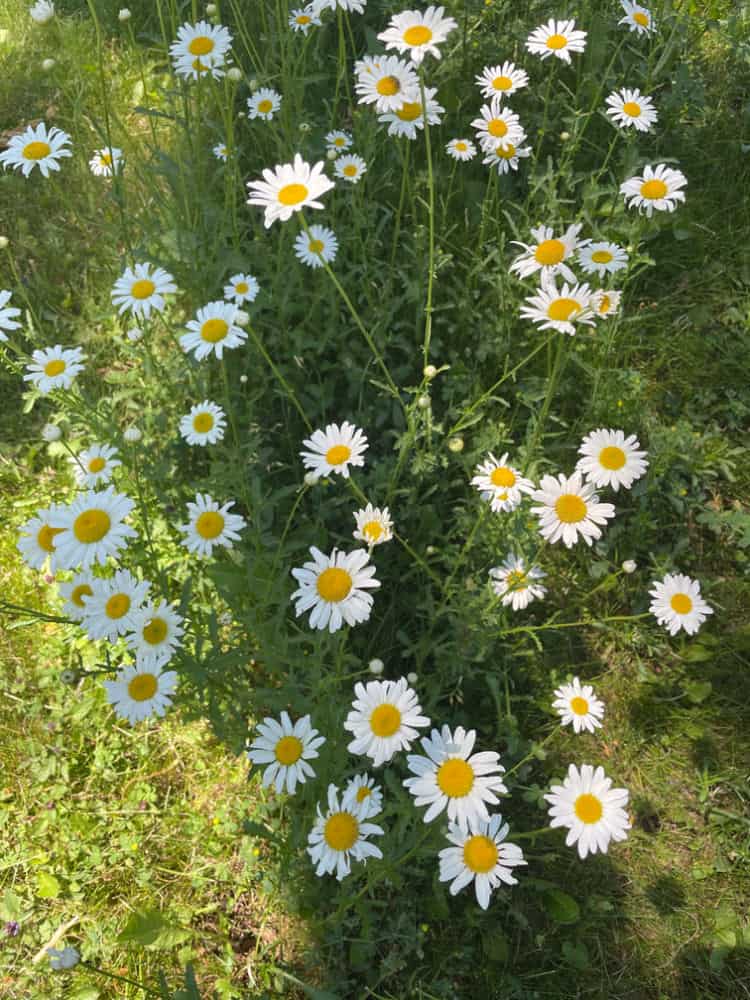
{"left": 509, "top": 224, "right": 582, "bottom": 284}
{"left": 179, "top": 400, "right": 227, "bottom": 446}
{"left": 439, "top": 815, "right": 527, "bottom": 909}
{"left": 483, "top": 140, "right": 531, "bottom": 174}
{"left": 294, "top": 224, "right": 338, "bottom": 268}
{"left": 80, "top": 568, "right": 150, "bottom": 641}
{"left": 111, "top": 262, "right": 177, "bottom": 319}
{"left": 169, "top": 20, "right": 232, "bottom": 79}
{"left": 49, "top": 487, "right": 136, "bottom": 569}
{"left": 344, "top": 677, "right": 430, "bottom": 766}
{"left": 577, "top": 241, "right": 628, "bottom": 277}
{"left": 247, "top": 88, "right": 282, "bottom": 120}
{"left": 475, "top": 62, "right": 529, "bottom": 101}
{"left": 525, "top": 19, "right": 587, "bottom": 63}
{"left": 180, "top": 301, "right": 246, "bottom": 360}
{"left": 0, "top": 123, "right": 71, "bottom": 178}
{"left": 89, "top": 147, "right": 123, "bottom": 176}
{"left": 17, "top": 504, "right": 65, "bottom": 570}
{"left": 300, "top": 421, "right": 368, "bottom": 480}
{"left": 378, "top": 5, "right": 457, "bottom": 64}
{"left": 530, "top": 471, "right": 615, "bottom": 548}
{"left": 354, "top": 54, "right": 419, "bottom": 112}
{"left": 0, "top": 290, "right": 21, "bottom": 340}
{"left": 353, "top": 504, "right": 393, "bottom": 546}
{"left": 619, "top": 0, "right": 654, "bottom": 35}
{"left": 103, "top": 664, "right": 178, "bottom": 725}
{"left": 471, "top": 100, "right": 524, "bottom": 153}
{"left": 620, "top": 164, "right": 687, "bottom": 217}
{"left": 126, "top": 599, "right": 184, "bottom": 667}
{"left": 307, "top": 784, "right": 384, "bottom": 881}
{"left": 649, "top": 573, "right": 713, "bottom": 636}
{"left": 247, "top": 712, "right": 326, "bottom": 794}
{"left": 471, "top": 452, "right": 533, "bottom": 513}
{"left": 591, "top": 289, "right": 622, "bottom": 319}
{"left": 606, "top": 88, "right": 658, "bottom": 132}
{"left": 553, "top": 677, "right": 605, "bottom": 733}
{"left": 247, "top": 153, "right": 334, "bottom": 228}
{"left": 446, "top": 138, "right": 476, "bottom": 161}
{"left": 71, "top": 443, "right": 121, "bottom": 488}
{"left": 343, "top": 774, "right": 383, "bottom": 817}
{"left": 58, "top": 571, "right": 95, "bottom": 621}
{"left": 378, "top": 88, "right": 445, "bottom": 139}
{"left": 577, "top": 428, "right": 648, "bottom": 491}
{"left": 213, "top": 142, "right": 228, "bottom": 161}
{"left": 29, "top": 1, "right": 55, "bottom": 23}
{"left": 24, "top": 345, "right": 86, "bottom": 394}
{"left": 289, "top": 5, "right": 321, "bottom": 32}
{"left": 405, "top": 725, "right": 507, "bottom": 832}
{"left": 520, "top": 277, "right": 595, "bottom": 336}
{"left": 179, "top": 492, "right": 246, "bottom": 558}
{"left": 334, "top": 154, "right": 367, "bottom": 183}
{"left": 325, "top": 130, "right": 352, "bottom": 153}
{"left": 489, "top": 555, "right": 546, "bottom": 611}
{"left": 224, "top": 272, "right": 259, "bottom": 304}
{"left": 290, "top": 547, "right": 380, "bottom": 633}
{"left": 545, "top": 764, "right": 630, "bottom": 859}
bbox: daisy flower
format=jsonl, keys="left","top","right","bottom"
{"left": 353, "top": 503, "right": 393, "bottom": 546}
{"left": 343, "top": 774, "right": 383, "bottom": 818}
{"left": 289, "top": 6, "right": 321, "bottom": 32}
{"left": 16, "top": 504, "right": 66, "bottom": 571}
{"left": 439, "top": 815, "right": 527, "bottom": 909}
{"left": 247, "top": 88, "right": 282, "bottom": 121}
{"left": 475, "top": 62, "right": 529, "bottom": 101}
{"left": 325, "top": 130, "right": 352, "bottom": 153}
{"left": 0, "top": 123, "right": 72, "bottom": 178}
{"left": 290, "top": 547, "right": 380, "bottom": 633}
{"left": 577, "top": 428, "right": 648, "bottom": 491}
{"left": 300, "top": 421, "right": 368, "bottom": 480}
{"left": 471, "top": 452, "right": 534, "bottom": 512}
{"left": 520, "top": 277, "right": 595, "bottom": 336}
{"left": 620, "top": 164, "right": 687, "bottom": 217}
{"left": 525, "top": 19, "right": 587, "bottom": 64}
{"left": 111, "top": 262, "right": 177, "bottom": 319}
{"left": 334, "top": 154, "right": 367, "bottom": 184}
{"left": 591, "top": 288, "right": 622, "bottom": 319}
{"left": 294, "top": 224, "right": 338, "bottom": 268}
{"left": 344, "top": 677, "right": 430, "bottom": 766}
{"left": 29, "top": 1, "right": 55, "bottom": 23}
{"left": 471, "top": 100, "right": 524, "bottom": 153}
{"left": 80, "top": 568, "right": 150, "bottom": 641}
{"left": 552, "top": 677, "right": 605, "bottom": 733}
{"left": 307, "top": 783, "right": 384, "bottom": 881}
{"left": 89, "top": 147, "right": 123, "bottom": 176}
{"left": 577, "top": 241, "right": 628, "bottom": 277}
{"left": 354, "top": 54, "right": 419, "bottom": 113}
{"left": 49, "top": 487, "right": 137, "bottom": 570}
{"left": 509, "top": 223, "right": 583, "bottom": 284}
{"left": 58, "top": 571, "right": 95, "bottom": 621}
{"left": 71, "top": 443, "right": 121, "bottom": 488}
{"left": 545, "top": 764, "right": 630, "bottom": 859}
{"left": 489, "top": 555, "right": 547, "bottom": 611}
{"left": 378, "top": 88, "right": 445, "bottom": 140}
{"left": 125, "top": 599, "right": 184, "bottom": 668}
{"left": 619, "top": 1, "right": 654, "bottom": 35}
{"left": 649, "top": 573, "right": 713, "bottom": 636}
{"left": 213, "top": 142, "right": 228, "bottom": 161}
{"left": 530, "top": 471, "right": 615, "bottom": 548}
{"left": 0, "top": 290, "right": 22, "bottom": 340}
{"left": 312, "top": 0, "right": 367, "bottom": 12}
{"left": 169, "top": 20, "right": 232, "bottom": 80}
{"left": 247, "top": 153, "right": 335, "bottom": 228}
{"left": 179, "top": 301, "right": 246, "bottom": 360}
{"left": 223, "top": 272, "right": 259, "bottom": 304}
{"left": 483, "top": 140, "right": 531, "bottom": 174}
{"left": 179, "top": 492, "right": 246, "bottom": 558}
{"left": 103, "top": 663, "right": 178, "bottom": 725}
{"left": 405, "top": 726, "right": 507, "bottom": 832}
{"left": 179, "top": 400, "right": 227, "bottom": 446}
{"left": 446, "top": 138, "right": 476, "bottom": 161}
{"left": 378, "top": 6, "right": 458, "bottom": 65}
{"left": 24, "top": 345, "right": 86, "bottom": 394}
{"left": 606, "top": 88, "right": 658, "bottom": 132}
{"left": 247, "top": 712, "right": 325, "bottom": 794}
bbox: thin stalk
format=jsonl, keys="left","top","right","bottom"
{"left": 419, "top": 72, "right": 436, "bottom": 368}
{"left": 245, "top": 322, "right": 312, "bottom": 431}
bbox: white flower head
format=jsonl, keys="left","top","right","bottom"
{"left": 545, "top": 763, "right": 630, "bottom": 859}
{"left": 577, "top": 241, "right": 629, "bottom": 277}
{"left": 179, "top": 492, "right": 246, "bottom": 558}
{"left": 125, "top": 599, "right": 184, "bottom": 668}
{"left": 71, "top": 443, "right": 121, "bottom": 488}
{"left": 58, "top": 570, "right": 96, "bottom": 621}
{"left": 16, "top": 504, "right": 66, "bottom": 571}
{"left": 30, "top": 1, "right": 55, "bottom": 23}
{"left": 49, "top": 487, "right": 137, "bottom": 570}
{"left": 576, "top": 428, "right": 648, "bottom": 491}
{"left": 23, "top": 345, "right": 85, "bottom": 393}
{"left": 294, "top": 224, "right": 338, "bottom": 268}
{"left": 89, "top": 147, "right": 124, "bottom": 176}
{"left": 446, "top": 138, "right": 476, "bottom": 162}
{"left": 111, "top": 262, "right": 177, "bottom": 319}
{"left": 509, "top": 223, "right": 583, "bottom": 284}
{"left": 307, "top": 783, "right": 384, "bottom": 881}
{"left": 80, "top": 568, "right": 150, "bottom": 641}
{"left": 103, "top": 664, "right": 178, "bottom": 724}
{"left": 489, "top": 555, "right": 546, "bottom": 611}
{"left": 213, "top": 142, "right": 228, "bottom": 161}
{"left": 247, "top": 88, "right": 282, "bottom": 120}
{"left": 354, "top": 54, "right": 419, "bottom": 112}
{"left": 552, "top": 677, "right": 605, "bottom": 733}
{"left": 378, "top": 5, "right": 458, "bottom": 65}
{"left": 300, "top": 421, "right": 367, "bottom": 480}
{"left": 0, "top": 289, "right": 21, "bottom": 341}
{"left": 471, "top": 452, "right": 534, "bottom": 512}
{"left": 289, "top": 6, "right": 322, "bottom": 33}
{"left": 530, "top": 471, "right": 616, "bottom": 548}
{"left": 344, "top": 676, "right": 430, "bottom": 766}
{"left": 47, "top": 946, "right": 79, "bottom": 970}
{"left": 475, "top": 62, "right": 529, "bottom": 101}
{"left": 591, "top": 289, "right": 622, "bottom": 319}
{"left": 180, "top": 301, "right": 246, "bottom": 360}
{"left": 620, "top": 164, "right": 687, "bottom": 217}
{"left": 223, "top": 272, "right": 259, "bottom": 304}
{"left": 439, "top": 814, "right": 527, "bottom": 908}
{"left": 606, "top": 88, "right": 658, "bottom": 132}
{"left": 325, "top": 129, "right": 352, "bottom": 152}
{"left": 378, "top": 88, "right": 444, "bottom": 139}
{"left": 649, "top": 573, "right": 713, "bottom": 636}
{"left": 526, "top": 19, "right": 587, "bottom": 63}
{"left": 334, "top": 154, "right": 367, "bottom": 184}
{"left": 520, "top": 276, "right": 595, "bottom": 336}
{"left": 482, "top": 139, "right": 532, "bottom": 174}
{"left": 619, "top": 1, "right": 654, "bottom": 35}
{"left": 247, "top": 712, "right": 325, "bottom": 794}
{"left": 352, "top": 503, "right": 393, "bottom": 546}
{"left": 290, "top": 546, "right": 380, "bottom": 633}
{"left": 471, "top": 99, "right": 525, "bottom": 153}
{"left": 169, "top": 20, "right": 232, "bottom": 80}
{"left": 247, "top": 153, "right": 335, "bottom": 228}
{"left": 179, "top": 399, "right": 227, "bottom": 446}
{"left": 0, "top": 123, "right": 71, "bottom": 178}
{"left": 343, "top": 774, "right": 383, "bottom": 818}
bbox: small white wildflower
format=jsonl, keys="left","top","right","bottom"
{"left": 369, "top": 658, "right": 384, "bottom": 675}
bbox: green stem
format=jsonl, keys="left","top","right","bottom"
{"left": 245, "top": 322, "right": 312, "bottom": 431}
{"left": 80, "top": 960, "right": 161, "bottom": 997}
{"left": 419, "top": 71, "right": 436, "bottom": 368}
{"left": 504, "top": 730, "right": 557, "bottom": 779}
{"left": 497, "top": 612, "right": 652, "bottom": 638}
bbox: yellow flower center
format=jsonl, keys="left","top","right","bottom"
{"left": 195, "top": 511, "right": 225, "bottom": 539}
{"left": 622, "top": 101, "right": 642, "bottom": 118}
{"left": 105, "top": 593, "right": 131, "bottom": 619}
{"left": 88, "top": 457, "right": 106, "bottom": 473}
{"left": 193, "top": 412, "right": 214, "bottom": 433}
{"left": 492, "top": 75, "right": 513, "bottom": 91}
{"left": 274, "top": 735, "right": 303, "bottom": 765}
{"left": 37, "top": 524, "right": 62, "bottom": 552}
{"left": 487, "top": 118, "right": 508, "bottom": 138}
{"left": 634, "top": 12, "right": 649, "bottom": 26}
{"left": 23, "top": 141, "right": 51, "bottom": 161}
{"left": 403, "top": 24, "right": 432, "bottom": 46}
{"left": 554, "top": 494, "right": 587, "bottom": 523}
{"left": 598, "top": 295, "right": 612, "bottom": 314}
{"left": 397, "top": 101, "right": 422, "bottom": 122}
{"left": 363, "top": 520, "right": 383, "bottom": 541}
{"left": 570, "top": 696, "right": 589, "bottom": 716}
{"left": 436, "top": 758, "right": 475, "bottom": 798}
{"left": 343, "top": 164, "right": 357, "bottom": 177}
{"left": 591, "top": 250, "right": 613, "bottom": 264}
{"left": 143, "top": 617, "right": 168, "bottom": 645}
{"left": 640, "top": 179, "right": 668, "bottom": 200}
{"left": 463, "top": 834, "right": 499, "bottom": 873}
{"left": 324, "top": 811, "right": 359, "bottom": 851}
{"left": 334, "top": 137, "right": 346, "bottom": 146}
{"left": 506, "top": 569, "right": 527, "bottom": 590}
{"left": 670, "top": 593, "right": 693, "bottom": 615}
{"left": 496, "top": 143, "right": 516, "bottom": 159}
{"left": 73, "top": 509, "right": 111, "bottom": 543}
{"left": 490, "top": 466, "right": 516, "bottom": 488}
{"left": 574, "top": 793, "right": 603, "bottom": 824}
{"left": 71, "top": 583, "right": 93, "bottom": 607}
{"left": 356, "top": 786, "right": 372, "bottom": 802}
{"left": 127, "top": 672, "right": 158, "bottom": 701}
{"left": 188, "top": 35, "right": 215, "bottom": 56}
{"left": 455, "top": 141, "right": 468, "bottom": 152}
{"left": 599, "top": 445, "right": 626, "bottom": 470}
{"left": 325, "top": 444, "right": 351, "bottom": 466}
{"left": 257, "top": 99, "right": 273, "bottom": 114}
{"left": 316, "top": 567, "right": 353, "bottom": 603}
{"left": 277, "top": 182, "right": 309, "bottom": 206}
{"left": 44, "top": 359, "right": 66, "bottom": 377}
{"left": 235, "top": 281, "right": 249, "bottom": 294}
{"left": 546, "top": 33, "right": 568, "bottom": 49}
{"left": 535, "top": 238, "right": 566, "bottom": 266}
{"left": 377, "top": 75, "right": 400, "bottom": 96}
{"left": 201, "top": 318, "right": 229, "bottom": 343}
{"left": 369, "top": 703, "right": 401, "bottom": 737}
{"left": 308, "top": 239, "right": 324, "bottom": 253}
{"left": 130, "top": 279, "right": 155, "bottom": 300}
{"left": 297, "top": 14, "right": 310, "bottom": 24}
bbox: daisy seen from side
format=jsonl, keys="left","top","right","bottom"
{"left": 606, "top": 88, "right": 658, "bottom": 132}
{"left": 509, "top": 223, "right": 583, "bottom": 284}
{"left": 525, "top": 19, "right": 587, "bottom": 63}
{"left": 89, "top": 147, "right": 124, "bottom": 176}
{"left": 300, "top": 421, "right": 367, "bottom": 480}
{"left": 591, "top": 288, "right": 623, "bottom": 319}
{"left": 439, "top": 814, "right": 527, "bottom": 909}
{"left": 24, "top": 345, "right": 86, "bottom": 394}
{"left": 213, "top": 142, "right": 228, "bottom": 161}
{"left": 620, "top": 164, "right": 687, "bottom": 217}
{"left": 224, "top": 272, "right": 259, "bottom": 304}
{"left": 125, "top": 599, "right": 184, "bottom": 668}
{"left": 552, "top": 677, "right": 605, "bottom": 734}
{"left": 71, "top": 443, "right": 121, "bottom": 488}
{"left": 354, "top": 54, "right": 419, "bottom": 112}
{"left": 0, "top": 123, "right": 71, "bottom": 178}
{"left": 179, "top": 400, "right": 227, "bottom": 446}
{"left": 180, "top": 301, "right": 246, "bottom": 361}
{"left": 353, "top": 503, "right": 393, "bottom": 546}
{"left": 446, "top": 138, "right": 476, "bottom": 161}
{"left": 16, "top": 504, "right": 66, "bottom": 571}
{"left": 619, "top": 1, "right": 654, "bottom": 35}
{"left": 80, "top": 568, "right": 150, "bottom": 641}
{"left": 475, "top": 62, "right": 529, "bottom": 101}
{"left": 649, "top": 573, "right": 713, "bottom": 636}
{"left": 378, "top": 88, "right": 444, "bottom": 139}
{"left": 545, "top": 764, "right": 630, "bottom": 859}
{"left": 179, "top": 492, "right": 246, "bottom": 558}
{"left": 483, "top": 140, "right": 531, "bottom": 174}
{"left": 577, "top": 241, "right": 628, "bottom": 277}
{"left": 520, "top": 277, "right": 595, "bottom": 336}
{"left": 471, "top": 452, "right": 534, "bottom": 513}
{"left": 0, "top": 290, "right": 21, "bottom": 340}
{"left": 294, "top": 224, "right": 339, "bottom": 268}
{"left": 111, "top": 262, "right": 177, "bottom": 319}
{"left": 576, "top": 428, "right": 648, "bottom": 491}
{"left": 334, "top": 154, "right": 367, "bottom": 184}
{"left": 58, "top": 571, "right": 96, "bottom": 621}
{"left": 247, "top": 712, "right": 326, "bottom": 794}
{"left": 49, "top": 487, "right": 137, "bottom": 569}
{"left": 290, "top": 547, "right": 380, "bottom": 633}
{"left": 247, "top": 88, "right": 282, "bottom": 120}
{"left": 343, "top": 774, "right": 383, "bottom": 818}
{"left": 247, "top": 153, "right": 335, "bottom": 228}
{"left": 530, "top": 471, "right": 615, "bottom": 548}
{"left": 378, "top": 5, "right": 457, "bottom": 64}
{"left": 489, "top": 555, "right": 547, "bottom": 611}
{"left": 307, "top": 783, "right": 384, "bottom": 881}
{"left": 344, "top": 676, "right": 430, "bottom": 766}
{"left": 103, "top": 663, "right": 178, "bottom": 725}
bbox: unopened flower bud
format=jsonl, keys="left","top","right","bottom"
{"left": 126, "top": 327, "right": 142, "bottom": 342}
{"left": 123, "top": 426, "right": 141, "bottom": 442}
{"left": 239, "top": 374, "right": 248, "bottom": 383}
{"left": 248, "top": 78, "right": 259, "bottom": 92}
{"left": 326, "top": 148, "right": 338, "bottom": 160}
{"left": 118, "top": 7, "right": 131, "bottom": 21}
{"left": 368, "top": 658, "right": 384, "bottom": 675}
{"left": 423, "top": 364, "right": 437, "bottom": 379}
{"left": 622, "top": 559, "right": 637, "bottom": 574}
{"left": 206, "top": 3, "right": 217, "bottom": 14}
{"left": 425, "top": 545, "right": 437, "bottom": 555}
{"left": 447, "top": 436, "right": 464, "bottom": 453}
{"left": 227, "top": 66, "right": 242, "bottom": 82}
{"left": 303, "top": 471, "right": 317, "bottom": 486}
{"left": 42, "top": 58, "right": 56, "bottom": 71}
{"left": 417, "top": 394, "right": 430, "bottom": 408}
{"left": 299, "top": 122, "right": 312, "bottom": 134}
{"left": 406, "top": 672, "right": 418, "bottom": 684}
{"left": 234, "top": 309, "right": 249, "bottom": 326}
{"left": 560, "top": 130, "right": 570, "bottom": 141}
{"left": 42, "top": 423, "right": 61, "bottom": 442}
{"left": 0, "top": 237, "right": 9, "bottom": 250}
{"left": 60, "top": 669, "right": 77, "bottom": 685}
